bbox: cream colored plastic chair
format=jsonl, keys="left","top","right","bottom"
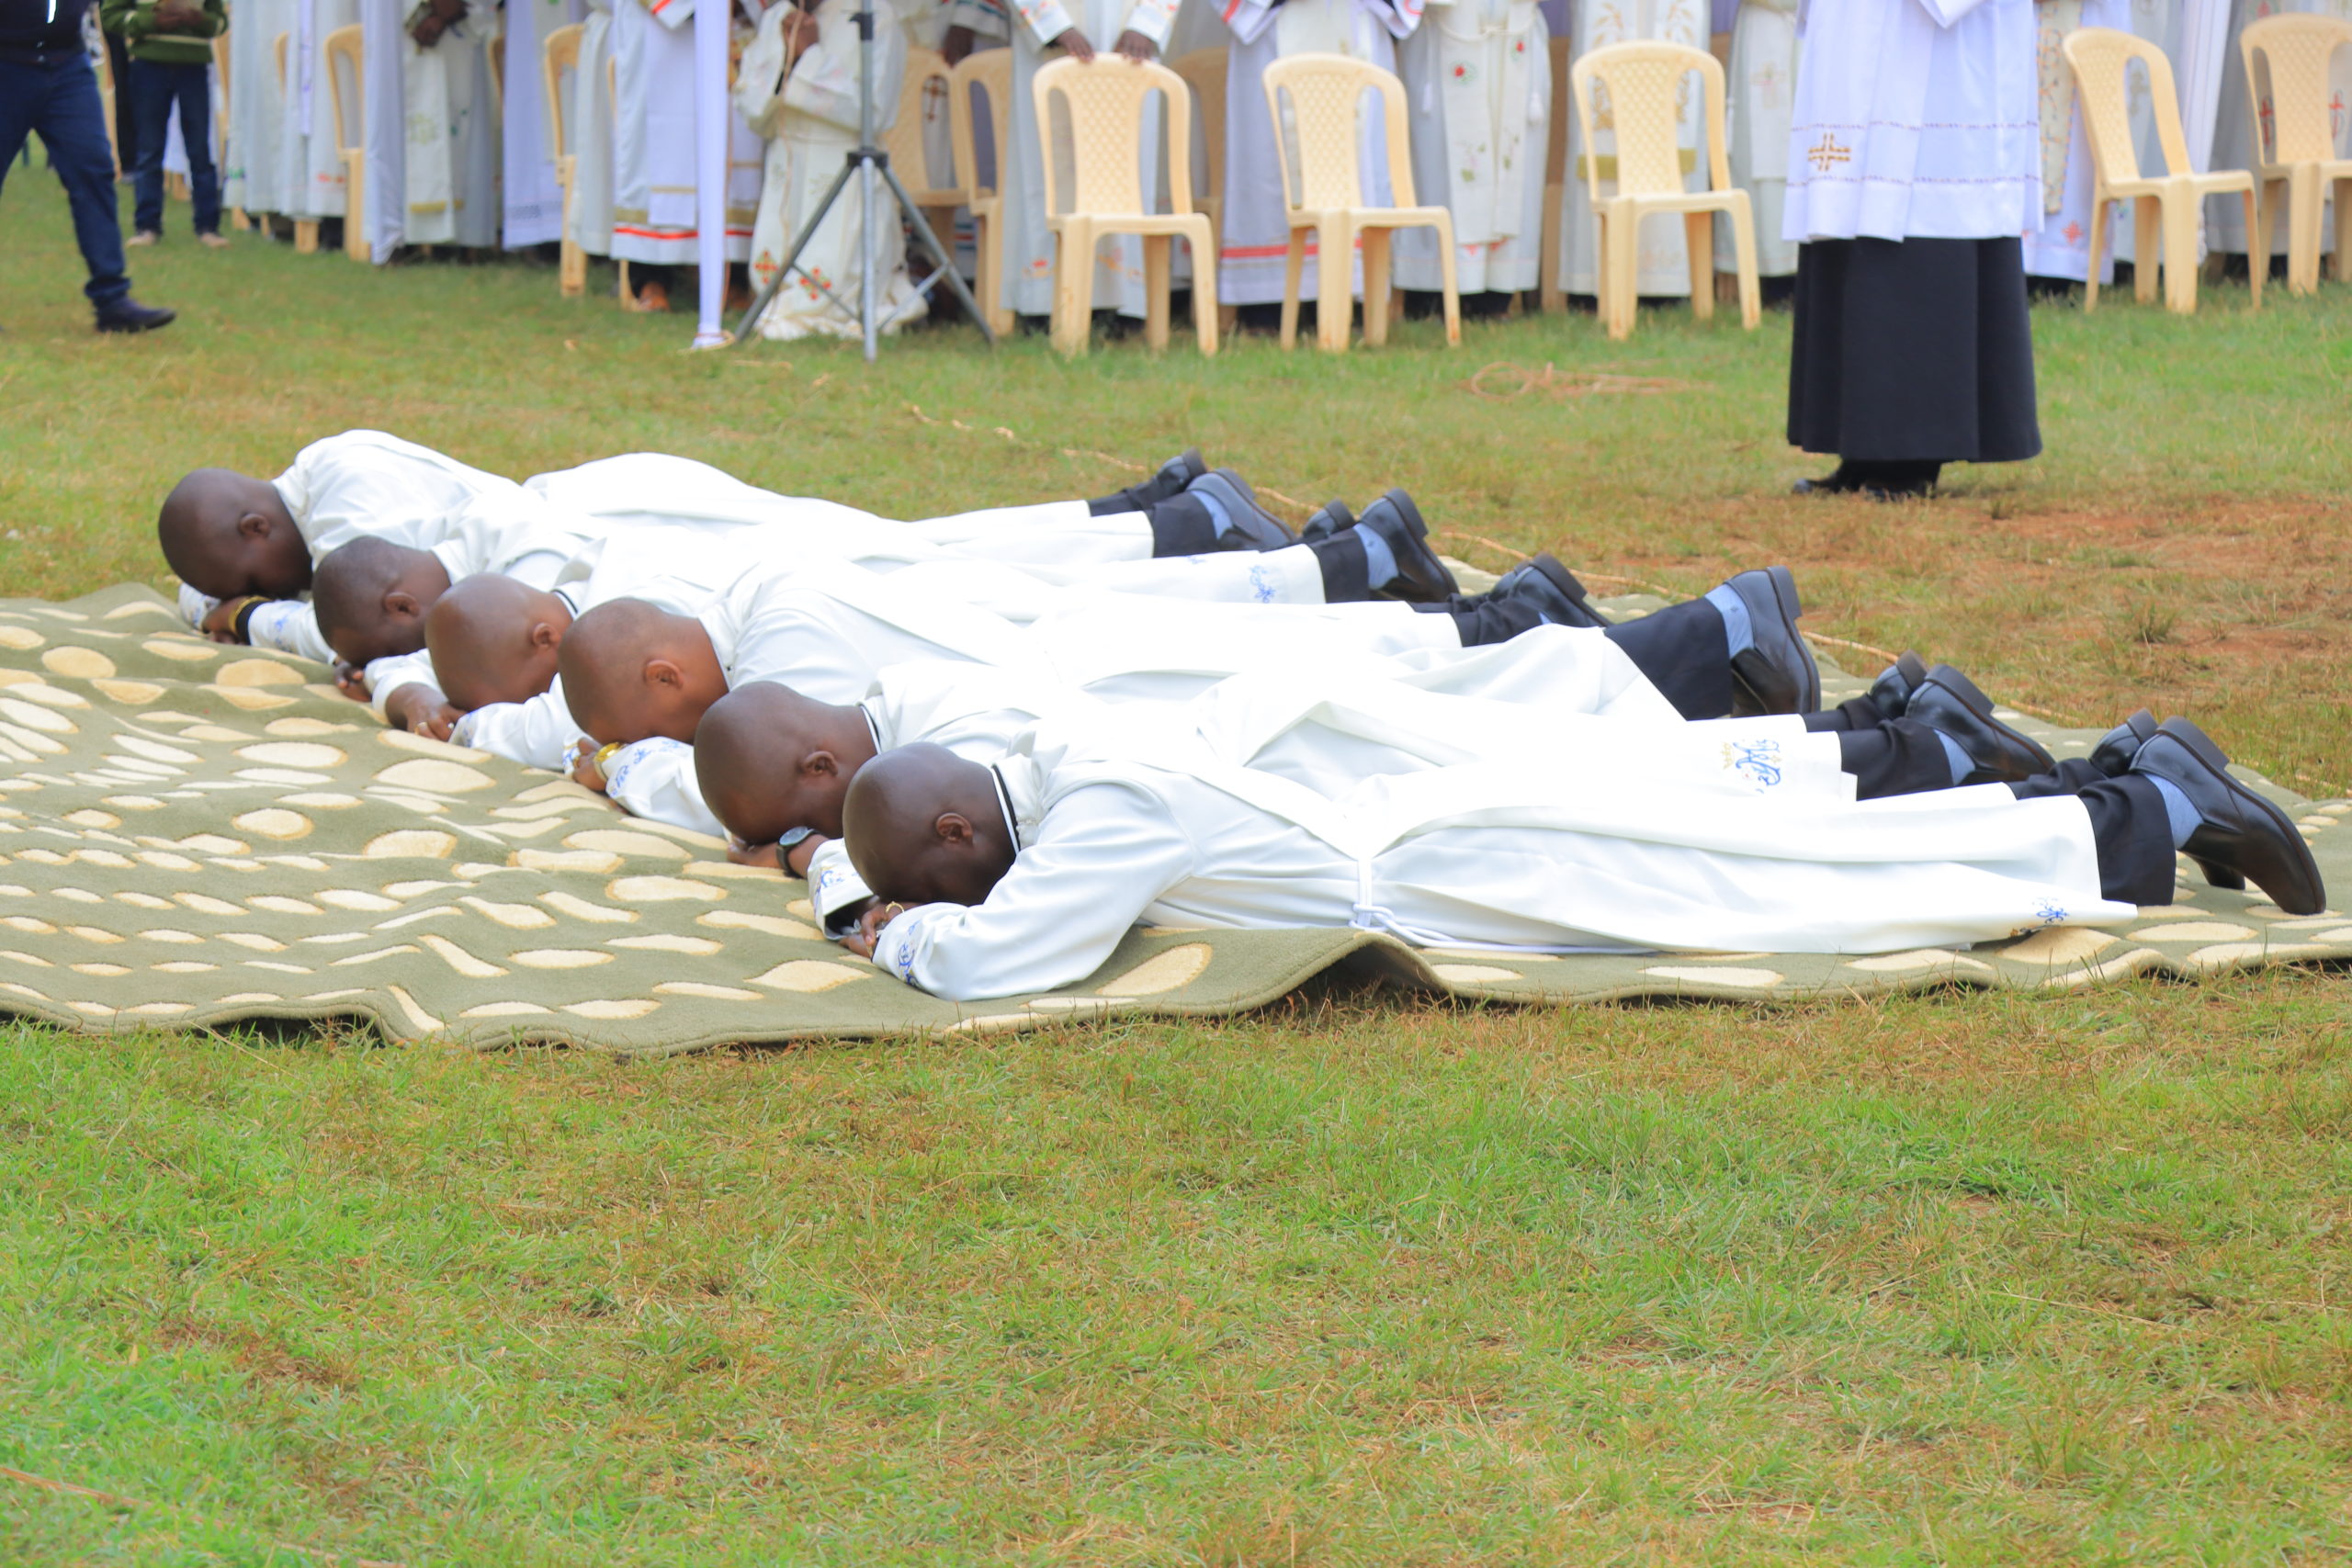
{"left": 1170, "top": 49, "right": 1227, "bottom": 290}
{"left": 274, "top": 33, "right": 322, "bottom": 253}
{"left": 1539, "top": 33, "right": 1571, "bottom": 313}
{"left": 95, "top": 40, "right": 120, "bottom": 177}
{"left": 2064, "top": 28, "right": 2258, "bottom": 314}
{"left": 2242, "top": 13, "right": 2352, "bottom": 295}
{"left": 323, "top": 25, "right": 368, "bottom": 262}
{"left": 1031, "top": 56, "right": 1217, "bottom": 355}
{"left": 1569, "top": 40, "right": 1757, "bottom": 340}
{"left": 543, "top": 22, "right": 585, "bottom": 294}
{"left": 1261, "top": 53, "right": 1455, "bottom": 351}
{"left": 949, "top": 50, "right": 1015, "bottom": 337}
{"left": 885, "top": 46, "right": 966, "bottom": 270}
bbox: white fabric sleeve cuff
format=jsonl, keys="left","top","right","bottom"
{"left": 177, "top": 582, "right": 220, "bottom": 629}
{"left": 604, "top": 738, "right": 729, "bottom": 840}
{"left": 808, "top": 839, "right": 876, "bottom": 934}
{"left": 363, "top": 650, "right": 439, "bottom": 715}
{"left": 243, "top": 601, "right": 338, "bottom": 666}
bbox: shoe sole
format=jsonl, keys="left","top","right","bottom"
{"left": 2155, "top": 718, "right": 2324, "bottom": 914}
{"left": 1920, "top": 663, "right": 2056, "bottom": 776}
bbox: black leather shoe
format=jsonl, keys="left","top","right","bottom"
{"left": 1906, "top": 663, "right": 2055, "bottom": 784}
{"left": 1114, "top": 447, "right": 1205, "bottom": 511}
{"left": 2090, "top": 710, "right": 2236, "bottom": 889}
{"left": 1792, "top": 468, "right": 1860, "bottom": 497}
{"left": 1723, "top": 566, "right": 1820, "bottom": 717}
{"left": 1355, "top": 491, "right": 1458, "bottom": 604}
{"left": 94, "top": 297, "right": 176, "bottom": 333}
{"left": 1792, "top": 462, "right": 1937, "bottom": 501}
{"left": 1187, "top": 468, "right": 1297, "bottom": 550}
{"left": 1300, "top": 500, "right": 1352, "bottom": 544}
{"left": 2089, "top": 708, "right": 2159, "bottom": 778}
{"left": 2131, "top": 718, "right": 2326, "bottom": 916}
{"left": 1868, "top": 650, "right": 1929, "bottom": 718}
{"left": 1490, "top": 553, "right": 1607, "bottom": 628}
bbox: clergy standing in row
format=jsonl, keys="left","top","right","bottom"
{"left": 608, "top": 0, "right": 763, "bottom": 306}
{"left": 1782, "top": 0, "right": 2041, "bottom": 500}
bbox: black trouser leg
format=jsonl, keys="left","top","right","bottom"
{"left": 1599, "top": 598, "right": 1731, "bottom": 719}
{"left": 2007, "top": 758, "right": 2111, "bottom": 798}
{"left": 1835, "top": 719, "right": 1954, "bottom": 799}
{"left": 1306, "top": 531, "right": 1370, "bottom": 603}
{"left": 1445, "top": 595, "right": 1548, "bottom": 645}
{"left": 2012, "top": 773, "right": 2172, "bottom": 906}
{"left": 1804, "top": 693, "right": 1893, "bottom": 733}
{"left": 1087, "top": 495, "right": 1138, "bottom": 516}
{"left": 1145, "top": 493, "right": 1220, "bottom": 556}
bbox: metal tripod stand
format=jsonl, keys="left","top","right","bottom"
{"left": 729, "top": 0, "right": 996, "bottom": 359}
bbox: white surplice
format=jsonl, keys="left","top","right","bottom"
{"left": 1716, "top": 0, "right": 1800, "bottom": 276}
{"left": 611, "top": 0, "right": 763, "bottom": 264}
{"left": 1394, "top": 0, "right": 1549, "bottom": 293}
{"left": 1217, "top": 0, "right": 1420, "bottom": 305}
{"left": 571, "top": 0, "right": 620, "bottom": 254}
{"left": 1783, "top": 0, "right": 2041, "bottom": 243}
{"left": 1557, "top": 0, "right": 1708, "bottom": 297}
{"left": 990, "top": 0, "right": 1183, "bottom": 319}
{"left": 867, "top": 694, "right": 2129, "bottom": 1000}
{"left": 736, "top": 0, "right": 927, "bottom": 340}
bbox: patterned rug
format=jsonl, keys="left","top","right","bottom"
{"left": 0, "top": 584, "right": 2342, "bottom": 1056}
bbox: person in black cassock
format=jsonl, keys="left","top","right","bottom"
{"left": 1780, "top": 0, "right": 2041, "bottom": 500}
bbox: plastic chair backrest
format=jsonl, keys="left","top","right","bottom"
{"left": 886, "top": 46, "right": 954, "bottom": 191}
{"left": 949, "top": 49, "right": 1012, "bottom": 199}
{"left": 1261, "top": 52, "right": 1413, "bottom": 212}
{"left": 544, "top": 22, "right": 582, "bottom": 161}
{"left": 213, "top": 32, "right": 232, "bottom": 112}
{"left": 1171, "top": 48, "right": 1227, "bottom": 200}
{"left": 2242, "top": 13, "right": 2352, "bottom": 164}
{"left": 2062, "top": 28, "right": 2187, "bottom": 185}
{"left": 1569, "top": 40, "right": 1726, "bottom": 200}
{"left": 1032, "top": 55, "right": 1193, "bottom": 219}
{"left": 274, "top": 29, "right": 288, "bottom": 91}
{"left": 488, "top": 26, "right": 505, "bottom": 117}
{"left": 323, "top": 25, "right": 363, "bottom": 152}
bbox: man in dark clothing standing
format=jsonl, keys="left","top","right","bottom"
{"left": 101, "top": 0, "right": 226, "bottom": 245}
{"left": 0, "top": 0, "right": 177, "bottom": 331}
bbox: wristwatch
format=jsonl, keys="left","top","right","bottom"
{"left": 774, "top": 825, "right": 814, "bottom": 874}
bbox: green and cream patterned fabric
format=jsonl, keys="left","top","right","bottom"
{"left": 0, "top": 585, "right": 2341, "bottom": 1055}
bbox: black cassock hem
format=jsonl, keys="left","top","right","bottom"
{"left": 1787, "top": 235, "right": 2043, "bottom": 466}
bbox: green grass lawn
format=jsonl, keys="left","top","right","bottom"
{"left": 4, "top": 177, "right": 2351, "bottom": 1564}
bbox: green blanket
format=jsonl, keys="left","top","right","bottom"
{"left": 0, "top": 585, "right": 2341, "bottom": 1055}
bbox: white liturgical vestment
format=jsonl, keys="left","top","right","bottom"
{"left": 1782, "top": 0, "right": 2041, "bottom": 243}
{"left": 869, "top": 696, "right": 2130, "bottom": 1000}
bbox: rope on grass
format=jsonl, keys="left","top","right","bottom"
{"left": 1464, "top": 361, "right": 1704, "bottom": 401}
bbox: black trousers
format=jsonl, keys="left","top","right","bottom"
{"left": 1788, "top": 237, "right": 2042, "bottom": 465}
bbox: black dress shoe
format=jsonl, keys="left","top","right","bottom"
{"left": 1906, "top": 664, "right": 2055, "bottom": 784}
{"left": 1868, "top": 650, "right": 1929, "bottom": 718}
{"left": 1792, "top": 461, "right": 1937, "bottom": 501}
{"left": 94, "top": 297, "right": 176, "bottom": 333}
{"left": 1114, "top": 447, "right": 1206, "bottom": 511}
{"left": 2088, "top": 708, "right": 2159, "bottom": 777}
{"left": 1355, "top": 491, "right": 1458, "bottom": 604}
{"left": 1300, "top": 500, "right": 1352, "bottom": 544}
{"left": 2091, "top": 711, "right": 2242, "bottom": 889}
{"left": 1723, "top": 566, "right": 1820, "bottom": 717}
{"left": 1187, "top": 469, "right": 1297, "bottom": 550}
{"left": 2130, "top": 718, "right": 2326, "bottom": 916}
{"left": 1489, "top": 553, "right": 1607, "bottom": 628}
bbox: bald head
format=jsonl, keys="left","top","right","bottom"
{"left": 557, "top": 598, "right": 729, "bottom": 746}
{"left": 311, "top": 538, "right": 452, "bottom": 666}
{"left": 694, "top": 682, "right": 877, "bottom": 844}
{"left": 842, "top": 743, "right": 1012, "bottom": 909}
{"left": 424, "top": 574, "right": 575, "bottom": 711}
{"left": 157, "top": 468, "right": 307, "bottom": 601}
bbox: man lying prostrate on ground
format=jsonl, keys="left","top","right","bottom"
{"left": 158, "top": 429, "right": 1365, "bottom": 664}
{"left": 835, "top": 695, "right": 2326, "bottom": 1000}
{"left": 698, "top": 652, "right": 2077, "bottom": 934}
{"left": 159, "top": 430, "right": 527, "bottom": 662}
